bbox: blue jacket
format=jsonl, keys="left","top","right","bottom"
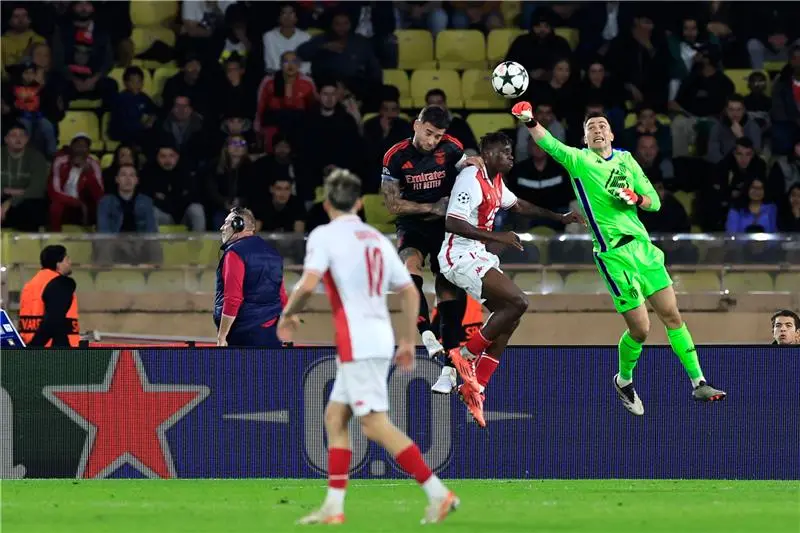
{"left": 97, "top": 193, "right": 158, "bottom": 233}
{"left": 214, "top": 235, "right": 284, "bottom": 333}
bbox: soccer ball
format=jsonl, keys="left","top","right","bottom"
{"left": 491, "top": 61, "right": 529, "bottom": 98}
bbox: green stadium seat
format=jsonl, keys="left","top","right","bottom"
{"left": 383, "top": 69, "right": 412, "bottom": 108}
{"left": 775, "top": 272, "right": 800, "bottom": 292}
{"left": 671, "top": 272, "right": 720, "bottom": 293}
{"left": 436, "top": 30, "right": 487, "bottom": 70}
{"left": 564, "top": 271, "right": 606, "bottom": 293}
{"left": 487, "top": 29, "right": 525, "bottom": 62}
{"left": 723, "top": 272, "right": 774, "bottom": 293}
{"left": 362, "top": 194, "right": 395, "bottom": 233}
{"left": 410, "top": 69, "right": 462, "bottom": 108}
{"left": 462, "top": 69, "right": 507, "bottom": 110}
{"left": 95, "top": 271, "right": 146, "bottom": 291}
{"left": 147, "top": 270, "right": 199, "bottom": 292}
{"left": 396, "top": 30, "right": 436, "bottom": 70}
{"left": 513, "top": 271, "right": 564, "bottom": 294}
{"left": 466, "top": 113, "right": 515, "bottom": 141}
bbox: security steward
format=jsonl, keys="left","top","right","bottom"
{"left": 19, "top": 245, "right": 79, "bottom": 347}
{"left": 215, "top": 207, "right": 287, "bottom": 347}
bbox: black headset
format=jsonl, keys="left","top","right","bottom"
{"left": 230, "top": 207, "right": 246, "bottom": 233}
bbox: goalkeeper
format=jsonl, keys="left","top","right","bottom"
{"left": 512, "top": 101, "right": 726, "bottom": 415}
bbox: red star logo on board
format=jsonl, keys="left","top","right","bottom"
{"left": 43, "top": 349, "right": 209, "bottom": 479}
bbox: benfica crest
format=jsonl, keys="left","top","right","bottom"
{"left": 434, "top": 150, "right": 446, "bottom": 166}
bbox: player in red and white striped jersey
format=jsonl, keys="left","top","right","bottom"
{"left": 278, "top": 169, "right": 458, "bottom": 525}
{"left": 438, "top": 132, "right": 583, "bottom": 427}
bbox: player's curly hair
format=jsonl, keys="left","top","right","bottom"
{"left": 479, "top": 131, "right": 511, "bottom": 153}
{"left": 325, "top": 168, "right": 362, "bottom": 212}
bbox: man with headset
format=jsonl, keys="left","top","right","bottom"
{"left": 215, "top": 207, "right": 287, "bottom": 347}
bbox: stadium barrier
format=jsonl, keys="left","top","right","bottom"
{"left": 1, "top": 347, "right": 797, "bottom": 480}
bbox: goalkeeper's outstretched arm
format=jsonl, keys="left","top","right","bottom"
{"left": 511, "top": 101, "right": 581, "bottom": 173}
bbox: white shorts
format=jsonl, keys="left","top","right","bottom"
{"left": 440, "top": 250, "right": 501, "bottom": 302}
{"left": 328, "top": 358, "right": 392, "bottom": 417}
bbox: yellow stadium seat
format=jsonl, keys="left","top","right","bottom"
{"left": 152, "top": 66, "right": 179, "bottom": 105}
{"left": 656, "top": 114, "right": 671, "bottom": 125}
{"left": 673, "top": 191, "right": 695, "bottom": 220}
{"left": 465, "top": 113, "right": 515, "bottom": 141}
{"left": 763, "top": 61, "right": 784, "bottom": 73}
{"left": 60, "top": 225, "right": 89, "bottom": 233}
{"left": 564, "top": 271, "right": 606, "bottom": 293}
{"left": 131, "top": 26, "right": 176, "bottom": 57}
{"left": 410, "top": 69, "right": 462, "bottom": 108}
{"left": 487, "top": 28, "right": 525, "bottom": 62}
{"left": 307, "top": 28, "right": 323, "bottom": 37}
{"left": 513, "top": 271, "right": 564, "bottom": 294}
{"left": 462, "top": 69, "right": 507, "bottom": 110}
{"left": 383, "top": 69, "right": 412, "bottom": 108}
{"left": 70, "top": 269, "right": 95, "bottom": 291}
{"left": 148, "top": 270, "right": 199, "bottom": 292}
{"left": 190, "top": 240, "right": 221, "bottom": 266}
{"left": 723, "top": 272, "right": 774, "bottom": 293}
{"left": 6, "top": 236, "right": 41, "bottom": 265}
{"left": 100, "top": 153, "right": 114, "bottom": 169}
{"left": 158, "top": 225, "right": 189, "bottom": 234}
{"left": 775, "top": 272, "right": 800, "bottom": 292}
{"left": 68, "top": 99, "right": 102, "bottom": 111}
{"left": 199, "top": 270, "right": 216, "bottom": 292}
{"left": 436, "top": 30, "right": 487, "bottom": 70}
{"left": 95, "top": 271, "right": 146, "bottom": 291}
{"left": 554, "top": 27, "right": 579, "bottom": 51}
{"left": 107, "top": 67, "right": 154, "bottom": 97}
{"left": 0, "top": 231, "right": 11, "bottom": 265}
{"left": 624, "top": 113, "right": 637, "bottom": 128}
{"left": 671, "top": 272, "right": 720, "bottom": 293}
{"left": 100, "top": 113, "right": 118, "bottom": 152}
{"left": 396, "top": 29, "right": 436, "bottom": 70}
{"left": 59, "top": 112, "right": 101, "bottom": 151}
{"left": 43, "top": 235, "right": 92, "bottom": 264}
{"left": 362, "top": 194, "right": 395, "bottom": 234}
{"left": 130, "top": 0, "right": 177, "bottom": 26}
{"left": 500, "top": 1, "right": 522, "bottom": 27}
{"left": 161, "top": 242, "right": 191, "bottom": 266}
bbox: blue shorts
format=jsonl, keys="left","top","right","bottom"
{"left": 226, "top": 325, "right": 281, "bottom": 348}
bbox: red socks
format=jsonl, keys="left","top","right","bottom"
{"left": 465, "top": 329, "right": 492, "bottom": 357}
{"left": 328, "top": 448, "right": 352, "bottom": 489}
{"left": 475, "top": 354, "right": 499, "bottom": 388}
{"left": 394, "top": 444, "right": 433, "bottom": 484}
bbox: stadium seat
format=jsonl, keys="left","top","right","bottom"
{"left": 199, "top": 270, "right": 216, "bottom": 292}
{"left": 148, "top": 270, "right": 199, "bottom": 292}
{"left": 362, "top": 194, "right": 395, "bottom": 234}
{"left": 191, "top": 240, "right": 222, "bottom": 267}
{"left": 6, "top": 237, "right": 41, "bottom": 265}
{"left": 60, "top": 225, "right": 90, "bottom": 233}
{"left": 395, "top": 29, "right": 436, "bottom": 70}
{"left": 131, "top": 26, "right": 176, "bottom": 59}
{"left": 58, "top": 112, "right": 101, "bottom": 151}
{"left": 487, "top": 29, "right": 525, "bottom": 62}
{"left": 763, "top": 61, "right": 784, "bottom": 73}
{"left": 513, "top": 271, "right": 564, "bottom": 294}
{"left": 500, "top": 1, "right": 522, "bottom": 27}
{"left": 130, "top": 0, "right": 177, "bottom": 26}
{"left": 100, "top": 113, "right": 118, "bottom": 152}
{"left": 466, "top": 113, "right": 515, "bottom": 141}
{"left": 671, "top": 272, "right": 720, "bottom": 293}
{"left": 775, "top": 272, "right": 800, "bottom": 292}
{"left": 673, "top": 191, "right": 695, "bottom": 221}
{"left": 100, "top": 153, "right": 114, "bottom": 169}
{"left": 436, "top": 30, "right": 487, "bottom": 70}
{"left": 564, "top": 271, "right": 606, "bottom": 293}
{"left": 307, "top": 27, "right": 323, "bottom": 37}
{"left": 624, "top": 113, "right": 637, "bottom": 128}
{"left": 462, "top": 69, "right": 507, "bottom": 110}
{"left": 152, "top": 66, "right": 179, "bottom": 105}
{"left": 410, "top": 69, "right": 462, "bottom": 108}
{"left": 158, "top": 225, "right": 188, "bottom": 234}
{"left": 161, "top": 242, "right": 191, "bottom": 266}
{"left": 724, "top": 69, "right": 771, "bottom": 97}
{"left": 70, "top": 269, "right": 95, "bottom": 291}
{"left": 0, "top": 231, "right": 11, "bottom": 265}
{"left": 723, "top": 272, "right": 774, "bottom": 293}
{"left": 554, "top": 27, "right": 579, "bottom": 51}
{"left": 68, "top": 98, "right": 102, "bottom": 111}
{"left": 383, "top": 69, "right": 412, "bottom": 108}
{"left": 43, "top": 235, "right": 92, "bottom": 264}
{"left": 107, "top": 67, "right": 154, "bottom": 97}
{"left": 95, "top": 271, "right": 146, "bottom": 292}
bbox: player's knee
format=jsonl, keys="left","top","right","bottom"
{"left": 661, "top": 308, "right": 683, "bottom": 330}
{"left": 629, "top": 321, "right": 650, "bottom": 343}
{"left": 358, "top": 413, "right": 387, "bottom": 442}
{"left": 324, "top": 407, "right": 348, "bottom": 435}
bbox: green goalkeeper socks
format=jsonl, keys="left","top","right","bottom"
{"left": 618, "top": 330, "right": 643, "bottom": 382}
{"left": 666, "top": 323, "right": 705, "bottom": 385}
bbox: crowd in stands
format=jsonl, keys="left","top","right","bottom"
{"left": 1, "top": 1, "right": 799, "bottom": 250}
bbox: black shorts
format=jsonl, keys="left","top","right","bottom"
{"left": 397, "top": 223, "right": 446, "bottom": 274}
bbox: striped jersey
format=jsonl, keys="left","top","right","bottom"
{"left": 537, "top": 131, "right": 661, "bottom": 252}
{"left": 304, "top": 215, "right": 413, "bottom": 362}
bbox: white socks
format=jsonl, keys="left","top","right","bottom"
{"left": 323, "top": 488, "right": 346, "bottom": 512}
{"left": 691, "top": 376, "right": 705, "bottom": 388}
{"left": 421, "top": 475, "right": 448, "bottom": 501}
{"left": 616, "top": 375, "right": 633, "bottom": 387}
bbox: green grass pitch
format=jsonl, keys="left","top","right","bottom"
{"left": 2, "top": 479, "right": 798, "bottom": 532}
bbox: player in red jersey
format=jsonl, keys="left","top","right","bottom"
{"left": 438, "top": 132, "right": 583, "bottom": 427}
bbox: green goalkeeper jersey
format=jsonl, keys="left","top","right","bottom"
{"left": 537, "top": 131, "right": 661, "bottom": 253}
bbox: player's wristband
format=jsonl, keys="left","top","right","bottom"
{"left": 635, "top": 194, "right": 644, "bottom": 206}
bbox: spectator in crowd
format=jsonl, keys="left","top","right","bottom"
{"left": 253, "top": 133, "right": 310, "bottom": 201}
{"left": 1, "top": 5, "right": 45, "bottom": 80}
{"left": 771, "top": 309, "right": 799, "bottom": 345}
{"left": 771, "top": 45, "right": 800, "bottom": 156}
{"left": 707, "top": 94, "right": 762, "bottom": 163}
{"left": 160, "top": 94, "right": 205, "bottom": 168}
{"left": 52, "top": 0, "right": 116, "bottom": 107}
{"left": 108, "top": 66, "right": 157, "bottom": 148}
{"left": 363, "top": 88, "right": 413, "bottom": 193}
{"left": 450, "top": 2, "right": 503, "bottom": 33}
{"left": 395, "top": 2, "right": 449, "bottom": 37}
{"left": 634, "top": 134, "right": 675, "bottom": 185}
{"left": 507, "top": 137, "right": 572, "bottom": 230}
{"left": 725, "top": 178, "right": 778, "bottom": 233}
{"left": 27, "top": 43, "right": 66, "bottom": 127}
{"left": 528, "top": 57, "right": 577, "bottom": 123}
{"left": 769, "top": 139, "right": 800, "bottom": 196}
{"left": 162, "top": 55, "right": 210, "bottom": 118}
{"left": 213, "top": 54, "right": 257, "bottom": 124}
{"left": 177, "top": 0, "right": 228, "bottom": 66}
{"left": 515, "top": 101, "right": 565, "bottom": 161}
{"left": 700, "top": 137, "right": 766, "bottom": 231}
{"left": 205, "top": 134, "right": 260, "bottom": 229}
{"left": 263, "top": 3, "right": 311, "bottom": 75}
{"left": 95, "top": 164, "right": 160, "bottom": 264}
{"left": 638, "top": 176, "right": 690, "bottom": 234}
{"left": 670, "top": 44, "right": 735, "bottom": 158}
{"left": 575, "top": 2, "right": 632, "bottom": 65}
{"left": 703, "top": 1, "right": 742, "bottom": 67}
{"left": 622, "top": 103, "right": 672, "bottom": 157}
{"left": 578, "top": 59, "right": 625, "bottom": 126}
{"left": 744, "top": 71, "right": 772, "bottom": 133}
{"left": 607, "top": 8, "right": 670, "bottom": 110}
{"left": 141, "top": 143, "right": 206, "bottom": 232}
{"left": 212, "top": 106, "right": 258, "bottom": 156}
{"left": 425, "top": 88, "right": 478, "bottom": 152}
{"left": 1, "top": 123, "right": 48, "bottom": 231}
{"left": 667, "top": 15, "right": 720, "bottom": 103}
{"left": 2, "top": 59, "right": 59, "bottom": 157}
{"left": 778, "top": 183, "right": 800, "bottom": 233}
{"left": 296, "top": 9, "right": 382, "bottom": 108}
{"left": 101, "top": 143, "right": 141, "bottom": 193}
{"left": 48, "top": 134, "right": 103, "bottom": 231}
{"left": 300, "top": 80, "right": 363, "bottom": 193}
{"left": 746, "top": 6, "right": 800, "bottom": 70}
{"left": 343, "top": 2, "right": 398, "bottom": 69}
{"left": 218, "top": 3, "right": 252, "bottom": 66}
{"left": 506, "top": 10, "right": 571, "bottom": 83}
{"left": 255, "top": 176, "right": 307, "bottom": 233}
{"left": 255, "top": 50, "right": 317, "bottom": 150}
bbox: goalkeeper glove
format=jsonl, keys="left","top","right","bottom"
{"left": 615, "top": 188, "right": 644, "bottom": 206}
{"left": 511, "top": 101, "right": 538, "bottom": 127}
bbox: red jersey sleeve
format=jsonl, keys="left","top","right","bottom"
{"left": 221, "top": 250, "right": 246, "bottom": 316}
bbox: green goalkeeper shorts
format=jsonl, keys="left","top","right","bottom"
{"left": 592, "top": 238, "right": 673, "bottom": 314}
